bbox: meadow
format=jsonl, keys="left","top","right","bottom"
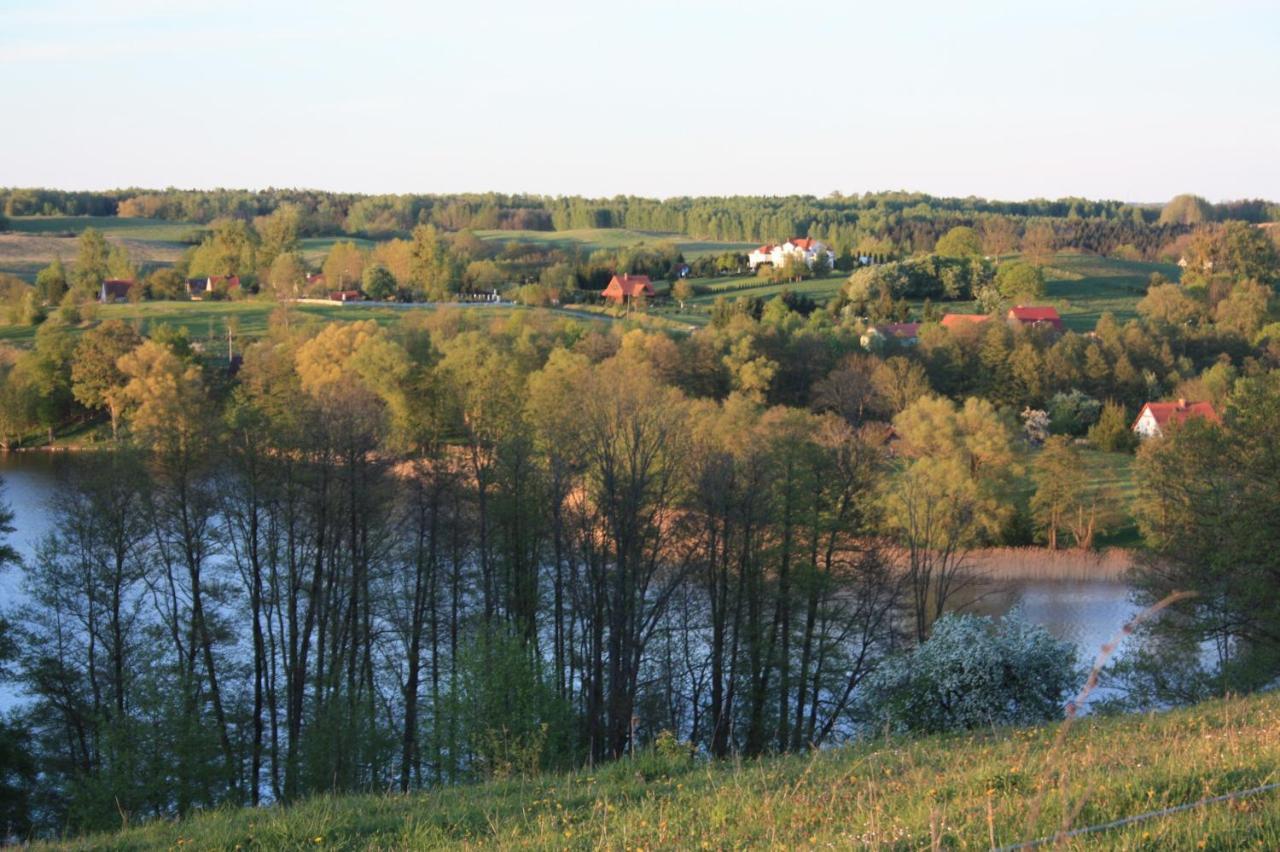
{"left": 37, "top": 691, "right": 1280, "bottom": 850}
{"left": 0, "top": 216, "right": 199, "bottom": 282}
{"left": 0, "top": 299, "right": 617, "bottom": 347}
{"left": 473, "top": 227, "right": 757, "bottom": 259}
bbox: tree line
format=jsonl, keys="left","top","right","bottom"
{"left": 6, "top": 188, "right": 1276, "bottom": 258}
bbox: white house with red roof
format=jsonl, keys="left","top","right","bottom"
{"left": 1131, "top": 399, "right": 1221, "bottom": 439}
{"left": 748, "top": 238, "right": 835, "bottom": 271}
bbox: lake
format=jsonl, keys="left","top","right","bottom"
{"left": 0, "top": 453, "right": 1141, "bottom": 708}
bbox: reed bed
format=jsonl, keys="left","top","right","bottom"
{"left": 966, "top": 546, "right": 1135, "bottom": 583}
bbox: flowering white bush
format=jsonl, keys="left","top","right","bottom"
{"left": 1021, "top": 407, "right": 1050, "bottom": 446}
{"left": 861, "top": 612, "right": 1078, "bottom": 733}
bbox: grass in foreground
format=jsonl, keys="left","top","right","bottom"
{"left": 44, "top": 692, "right": 1280, "bottom": 850}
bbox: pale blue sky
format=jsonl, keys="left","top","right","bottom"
{"left": 2, "top": 0, "right": 1278, "bottom": 202}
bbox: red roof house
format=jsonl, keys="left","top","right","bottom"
{"left": 602, "top": 274, "right": 654, "bottom": 304}
{"left": 329, "top": 289, "right": 362, "bottom": 302}
{"left": 1008, "top": 305, "right": 1064, "bottom": 331}
{"left": 99, "top": 279, "right": 134, "bottom": 303}
{"left": 940, "top": 313, "right": 991, "bottom": 330}
{"left": 1131, "top": 399, "right": 1221, "bottom": 439}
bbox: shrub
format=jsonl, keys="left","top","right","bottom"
{"left": 861, "top": 612, "right": 1078, "bottom": 734}
{"left": 1087, "top": 401, "right": 1137, "bottom": 452}
{"left": 1048, "top": 389, "right": 1102, "bottom": 436}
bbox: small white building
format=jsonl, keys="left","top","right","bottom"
{"left": 748, "top": 238, "right": 835, "bottom": 271}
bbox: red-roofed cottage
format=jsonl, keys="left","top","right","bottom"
{"left": 329, "top": 289, "right": 362, "bottom": 302}
{"left": 1132, "top": 399, "right": 1221, "bottom": 439}
{"left": 1007, "top": 305, "right": 1064, "bottom": 331}
{"left": 99, "top": 279, "right": 134, "bottom": 303}
{"left": 861, "top": 322, "right": 921, "bottom": 348}
{"left": 602, "top": 274, "right": 654, "bottom": 304}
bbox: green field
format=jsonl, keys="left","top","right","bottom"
{"left": 1, "top": 216, "right": 199, "bottom": 282}
{"left": 473, "top": 227, "right": 756, "bottom": 259}
{"left": 6, "top": 215, "right": 203, "bottom": 242}
{"left": 0, "top": 300, "right": 617, "bottom": 347}
{"left": 299, "top": 236, "right": 378, "bottom": 266}
{"left": 40, "top": 691, "right": 1280, "bottom": 850}
{"left": 1043, "top": 252, "right": 1178, "bottom": 331}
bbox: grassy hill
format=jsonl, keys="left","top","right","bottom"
{"left": 43, "top": 692, "right": 1280, "bottom": 850}
{"left": 0, "top": 216, "right": 198, "bottom": 282}
{"left": 473, "top": 228, "right": 756, "bottom": 260}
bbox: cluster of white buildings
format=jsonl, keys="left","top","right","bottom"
{"left": 748, "top": 238, "right": 836, "bottom": 271}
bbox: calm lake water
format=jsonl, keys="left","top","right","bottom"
{"left": 0, "top": 453, "right": 1141, "bottom": 708}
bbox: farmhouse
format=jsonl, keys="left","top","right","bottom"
{"left": 329, "top": 289, "right": 362, "bottom": 302}
{"left": 1007, "top": 305, "right": 1064, "bottom": 331}
{"left": 748, "top": 238, "right": 835, "bottom": 271}
{"left": 99, "top": 279, "right": 134, "bottom": 303}
{"left": 186, "top": 275, "right": 241, "bottom": 300}
{"left": 1131, "top": 399, "right": 1221, "bottom": 439}
{"left": 940, "top": 313, "right": 991, "bottom": 330}
{"left": 861, "top": 322, "right": 920, "bottom": 348}
{"left": 602, "top": 273, "right": 654, "bottom": 304}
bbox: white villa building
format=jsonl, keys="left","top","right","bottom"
{"left": 748, "top": 238, "right": 836, "bottom": 271}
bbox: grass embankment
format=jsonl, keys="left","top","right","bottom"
{"left": 44, "top": 692, "right": 1280, "bottom": 850}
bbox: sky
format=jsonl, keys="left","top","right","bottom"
{"left": 1, "top": 0, "right": 1278, "bottom": 203}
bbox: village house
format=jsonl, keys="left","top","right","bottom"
{"left": 1007, "top": 305, "right": 1064, "bottom": 331}
{"left": 1131, "top": 398, "right": 1221, "bottom": 439}
{"left": 860, "top": 322, "right": 920, "bottom": 348}
{"left": 329, "top": 289, "right": 362, "bottom": 302}
{"left": 186, "top": 274, "right": 241, "bottom": 300}
{"left": 748, "top": 238, "right": 836, "bottom": 271}
{"left": 99, "top": 278, "right": 134, "bottom": 302}
{"left": 602, "top": 273, "right": 654, "bottom": 304}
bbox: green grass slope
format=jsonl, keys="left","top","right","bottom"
{"left": 473, "top": 228, "right": 756, "bottom": 259}
{"left": 46, "top": 692, "right": 1280, "bottom": 850}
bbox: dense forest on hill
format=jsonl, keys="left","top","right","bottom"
{"left": 3, "top": 187, "right": 1277, "bottom": 256}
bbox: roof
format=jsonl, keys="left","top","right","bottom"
{"left": 1008, "top": 305, "right": 1063, "bottom": 327}
{"left": 754, "top": 244, "right": 774, "bottom": 253}
{"left": 101, "top": 278, "right": 134, "bottom": 295}
{"left": 940, "top": 313, "right": 991, "bottom": 329}
{"left": 210, "top": 275, "right": 241, "bottom": 289}
{"left": 788, "top": 238, "right": 817, "bottom": 250}
{"left": 602, "top": 273, "right": 654, "bottom": 300}
{"left": 1134, "top": 399, "right": 1221, "bottom": 431}
{"left": 329, "top": 289, "right": 361, "bottom": 300}
{"left": 876, "top": 322, "right": 921, "bottom": 339}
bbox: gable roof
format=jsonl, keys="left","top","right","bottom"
{"left": 101, "top": 279, "right": 134, "bottom": 299}
{"left": 1133, "top": 399, "right": 1221, "bottom": 432}
{"left": 940, "top": 313, "right": 991, "bottom": 329}
{"left": 876, "top": 322, "right": 921, "bottom": 339}
{"left": 1008, "top": 305, "right": 1063, "bottom": 328}
{"left": 788, "top": 238, "right": 817, "bottom": 250}
{"left": 602, "top": 273, "right": 654, "bottom": 300}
